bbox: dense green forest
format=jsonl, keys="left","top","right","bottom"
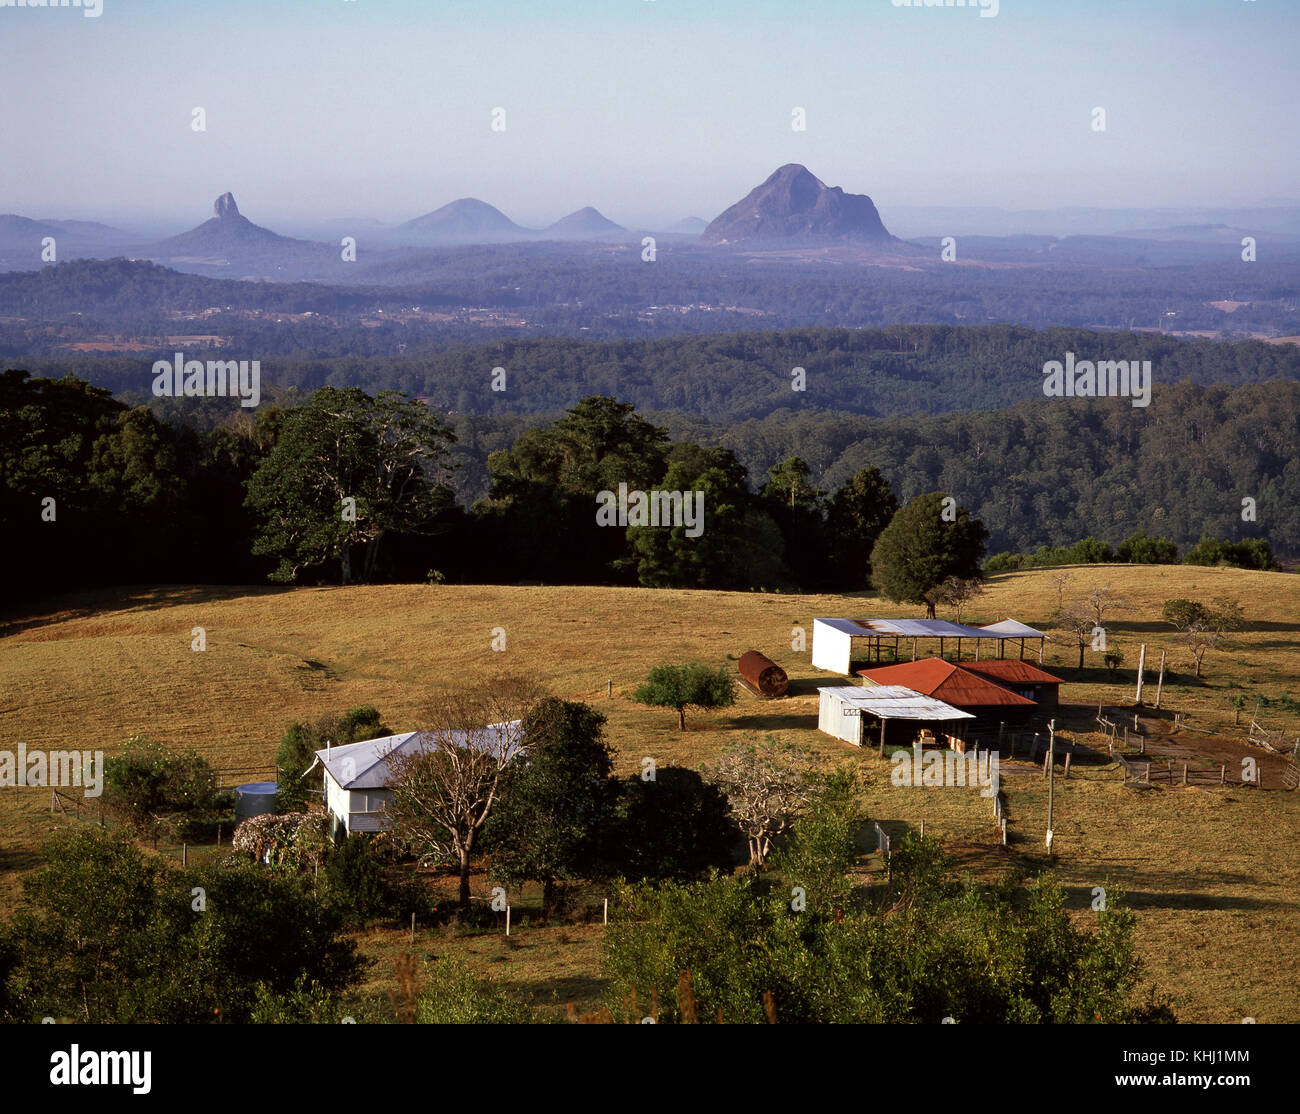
{"left": 17, "top": 325, "right": 1300, "bottom": 427}
{"left": 1, "top": 367, "right": 1292, "bottom": 603}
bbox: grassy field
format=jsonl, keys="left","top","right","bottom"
{"left": 1, "top": 563, "right": 1297, "bottom": 1022}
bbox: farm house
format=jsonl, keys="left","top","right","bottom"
{"left": 811, "top": 617, "right": 1046, "bottom": 675}
{"left": 857, "top": 657, "right": 1050, "bottom": 730}
{"left": 818, "top": 685, "right": 974, "bottom": 750}
{"left": 307, "top": 721, "right": 524, "bottom": 838}
{"left": 959, "top": 660, "right": 1062, "bottom": 708}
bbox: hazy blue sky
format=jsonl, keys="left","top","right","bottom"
{"left": 3, "top": 0, "right": 1297, "bottom": 229}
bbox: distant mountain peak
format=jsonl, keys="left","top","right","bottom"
{"left": 214, "top": 192, "right": 240, "bottom": 220}
{"left": 702, "top": 164, "right": 894, "bottom": 246}
{"left": 545, "top": 206, "right": 625, "bottom": 239}
{"left": 399, "top": 197, "right": 523, "bottom": 239}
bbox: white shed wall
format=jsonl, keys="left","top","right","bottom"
{"left": 818, "top": 690, "right": 863, "bottom": 745}
{"left": 812, "top": 623, "right": 852, "bottom": 674}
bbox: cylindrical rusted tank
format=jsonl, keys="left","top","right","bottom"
{"left": 738, "top": 650, "right": 789, "bottom": 698}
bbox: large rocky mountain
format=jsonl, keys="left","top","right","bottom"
{"left": 701, "top": 164, "right": 894, "bottom": 245}
{"left": 149, "top": 192, "right": 312, "bottom": 259}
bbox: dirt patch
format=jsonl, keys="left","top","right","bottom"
{"left": 1124, "top": 722, "right": 1295, "bottom": 790}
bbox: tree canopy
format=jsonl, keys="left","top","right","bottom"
{"left": 870, "top": 493, "right": 989, "bottom": 617}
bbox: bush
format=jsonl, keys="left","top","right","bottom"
{"left": 1117, "top": 531, "right": 1180, "bottom": 564}
{"left": 275, "top": 705, "right": 389, "bottom": 811}
{"left": 612, "top": 767, "right": 738, "bottom": 882}
{"left": 250, "top": 974, "right": 348, "bottom": 1024}
{"left": 1184, "top": 534, "right": 1278, "bottom": 570}
{"left": 415, "top": 958, "right": 537, "bottom": 1024}
{"left": 322, "top": 834, "right": 430, "bottom": 927}
{"left": 3, "top": 827, "right": 365, "bottom": 1023}
{"left": 601, "top": 845, "right": 1175, "bottom": 1024}
{"left": 767, "top": 767, "right": 863, "bottom": 915}
{"left": 984, "top": 552, "right": 1024, "bottom": 572}
{"left": 103, "top": 737, "right": 222, "bottom": 837}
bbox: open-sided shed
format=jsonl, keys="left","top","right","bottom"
{"left": 818, "top": 684, "right": 974, "bottom": 750}
{"left": 811, "top": 617, "right": 1046, "bottom": 674}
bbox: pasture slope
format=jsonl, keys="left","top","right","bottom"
{"left": 0, "top": 564, "right": 1296, "bottom": 1023}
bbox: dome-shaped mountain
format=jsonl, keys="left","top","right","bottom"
{"left": 701, "top": 164, "right": 894, "bottom": 245}
{"left": 397, "top": 198, "right": 526, "bottom": 242}
{"left": 543, "top": 206, "right": 625, "bottom": 240}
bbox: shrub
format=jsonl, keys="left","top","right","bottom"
{"left": 415, "top": 958, "right": 537, "bottom": 1024}
{"left": 103, "top": 737, "right": 222, "bottom": 837}
{"left": 611, "top": 767, "right": 738, "bottom": 882}
{"left": 275, "top": 705, "right": 389, "bottom": 811}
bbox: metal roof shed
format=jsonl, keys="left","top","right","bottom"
{"left": 818, "top": 685, "right": 973, "bottom": 750}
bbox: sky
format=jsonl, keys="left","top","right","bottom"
{"left": 2, "top": 0, "right": 1298, "bottom": 230}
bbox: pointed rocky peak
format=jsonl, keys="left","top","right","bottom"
{"left": 213, "top": 192, "right": 241, "bottom": 220}
{"left": 701, "top": 164, "right": 893, "bottom": 245}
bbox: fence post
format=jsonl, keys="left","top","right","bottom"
{"left": 1220, "top": 764, "right": 1226, "bottom": 786}
{"left": 506, "top": 905, "right": 511, "bottom": 936}
{"left": 1064, "top": 752, "right": 1072, "bottom": 779}
{"left": 920, "top": 819, "right": 925, "bottom": 839}
{"left": 1182, "top": 763, "right": 1187, "bottom": 786}
{"left": 182, "top": 843, "right": 188, "bottom": 867}
{"left": 217, "top": 823, "right": 222, "bottom": 847}
{"left": 603, "top": 897, "right": 608, "bottom": 925}
{"left": 607, "top": 678, "right": 612, "bottom": 698}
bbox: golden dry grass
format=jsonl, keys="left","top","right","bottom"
{"left": 1, "top": 564, "right": 1297, "bottom": 1022}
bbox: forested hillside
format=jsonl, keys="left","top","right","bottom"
{"left": 2, "top": 369, "right": 1294, "bottom": 603}
{"left": 19, "top": 325, "right": 1300, "bottom": 425}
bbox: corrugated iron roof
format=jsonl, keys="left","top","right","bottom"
{"left": 819, "top": 685, "right": 975, "bottom": 721}
{"left": 315, "top": 722, "right": 524, "bottom": 790}
{"left": 857, "top": 659, "right": 1037, "bottom": 707}
{"left": 960, "top": 660, "right": 1063, "bottom": 685}
{"left": 978, "top": 619, "right": 1046, "bottom": 638}
{"left": 816, "top": 617, "right": 1044, "bottom": 639}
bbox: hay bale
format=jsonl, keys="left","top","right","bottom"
{"left": 738, "top": 650, "right": 789, "bottom": 698}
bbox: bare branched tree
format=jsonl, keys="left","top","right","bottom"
{"left": 702, "top": 737, "right": 820, "bottom": 868}
{"left": 1055, "top": 599, "right": 1096, "bottom": 670}
{"left": 1162, "top": 597, "right": 1244, "bottom": 678}
{"left": 1082, "top": 584, "right": 1133, "bottom": 631}
{"left": 1049, "top": 570, "right": 1072, "bottom": 614}
{"left": 928, "top": 575, "right": 985, "bottom": 624}
{"left": 383, "top": 676, "right": 545, "bottom": 909}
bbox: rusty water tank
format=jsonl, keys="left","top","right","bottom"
{"left": 738, "top": 650, "right": 789, "bottom": 698}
